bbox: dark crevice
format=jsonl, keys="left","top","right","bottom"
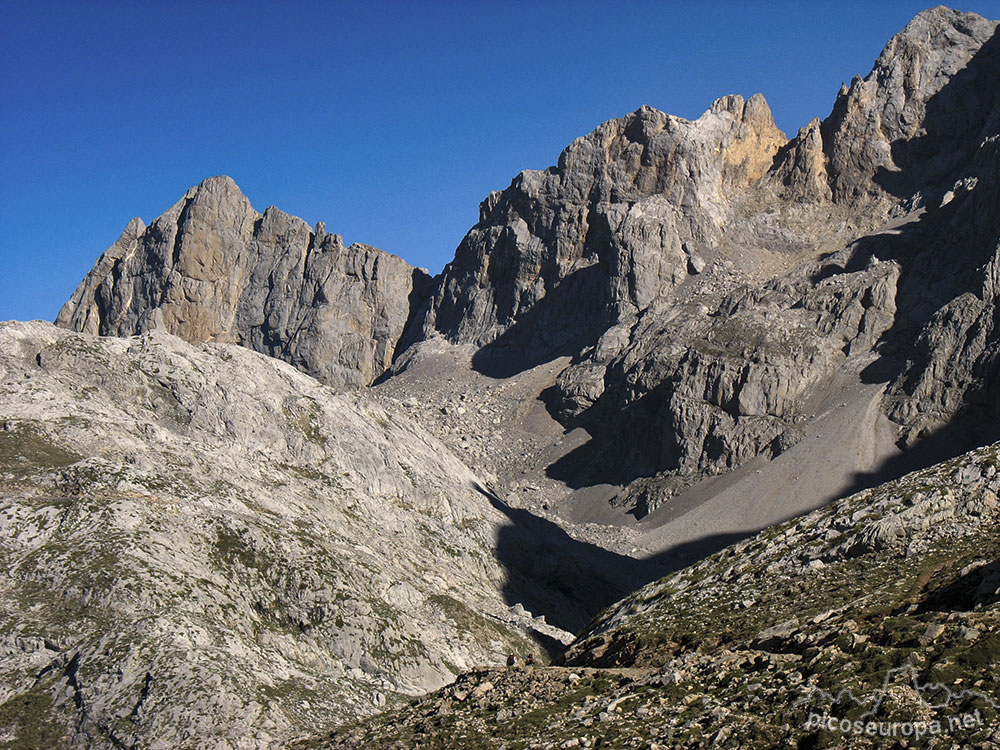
{"left": 129, "top": 672, "right": 153, "bottom": 723}
{"left": 168, "top": 197, "right": 195, "bottom": 271}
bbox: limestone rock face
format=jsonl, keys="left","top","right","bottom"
{"left": 408, "top": 94, "right": 789, "bottom": 351}
{"left": 820, "top": 5, "right": 1000, "bottom": 210}
{"left": 53, "top": 8, "right": 1000, "bottom": 509}
{"left": 56, "top": 176, "right": 431, "bottom": 390}
{"left": 547, "top": 248, "right": 903, "bottom": 502}
{"left": 399, "top": 6, "right": 1000, "bottom": 510}
{"left": 0, "top": 321, "right": 545, "bottom": 748}
{"left": 882, "top": 133, "right": 1000, "bottom": 445}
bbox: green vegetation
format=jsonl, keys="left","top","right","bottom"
{"left": 213, "top": 527, "right": 265, "bottom": 572}
{"left": 0, "top": 682, "right": 70, "bottom": 750}
{"left": 0, "top": 420, "right": 82, "bottom": 474}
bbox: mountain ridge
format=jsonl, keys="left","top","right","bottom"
{"left": 57, "top": 10, "right": 1000, "bottom": 505}
{"left": 2, "top": 5, "right": 998, "bottom": 748}
{"left": 56, "top": 175, "right": 432, "bottom": 391}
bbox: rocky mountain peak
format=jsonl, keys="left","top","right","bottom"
{"left": 184, "top": 173, "right": 253, "bottom": 208}
{"left": 56, "top": 177, "right": 431, "bottom": 390}
{"left": 121, "top": 214, "right": 146, "bottom": 235}
{"left": 551, "top": 93, "right": 785, "bottom": 208}
{"left": 409, "top": 92, "right": 794, "bottom": 355}
{"left": 708, "top": 92, "right": 786, "bottom": 188}
{"left": 888, "top": 4, "right": 995, "bottom": 54}
{"left": 820, "top": 6, "right": 999, "bottom": 209}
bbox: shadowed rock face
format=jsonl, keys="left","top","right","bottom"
{"left": 821, "top": 5, "right": 1000, "bottom": 210}
{"left": 56, "top": 176, "right": 431, "bottom": 390}
{"left": 407, "top": 93, "right": 789, "bottom": 353}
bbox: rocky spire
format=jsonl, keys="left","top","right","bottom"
{"left": 819, "top": 6, "right": 999, "bottom": 209}
{"left": 56, "top": 176, "right": 431, "bottom": 390}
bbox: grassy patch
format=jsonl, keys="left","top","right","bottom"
{"left": 0, "top": 421, "right": 81, "bottom": 474}
{"left": 0, "top": 682, "right": 71, "bottom": 749}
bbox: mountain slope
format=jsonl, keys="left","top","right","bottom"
{"left": 374, "top": 6, "right": 1000, "bottom": 545}
{"left": 0, "top": 321, "right": 540, "bottom": 748}
{"left": 1, "top": 320, "right": 679, "bottom": 748}
{"left": 307, "top": 440, "right": 1000, "bottom": 749}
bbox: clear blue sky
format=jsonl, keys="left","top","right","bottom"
{"left": 2, "top": 0, "right": 999, "bottom": 322}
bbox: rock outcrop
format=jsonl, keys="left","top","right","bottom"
{"left": 0, "top": 321, "right": 536, "bottom": 747}
{"left": 56, "top": 8, "right": 999, "bottom": 505}
{"left": 881, "top": 131, "right": 1000, "bottom": 447}
{"left": 820, "top": 5, "right": 1000, "bottom": 211}
{"left": 56, "top": 176, "right": 431, "bottom": 390}
{"left": 50, "top": 7, "right": 1000, "bottom": 523}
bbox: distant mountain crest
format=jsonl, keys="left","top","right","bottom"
{"left": 57, "top": 175, "right": 430, "bottom": 389}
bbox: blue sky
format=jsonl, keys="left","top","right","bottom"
{"left": 2, "top": 0, "right": 999, "bottom": 322}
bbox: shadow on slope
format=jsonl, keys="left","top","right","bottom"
{"left": 472, "top": 482, "right": 747, "bottom": 636}
{"left": 469, "top": 266, "right": 615, "bottom": 380}
{"left": 873, "top": 28, "right": 1000, "bottom": 202}
{"left": 541, "top": 385, "right": 670, "bottom": 490}
{"left": 856, "top": 26, "right": 999, "bottom": 380}
{"left": 838, "top": 414, "right": 1000, "bottom": 504}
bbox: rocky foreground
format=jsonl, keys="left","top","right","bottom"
{"left": 0, "top": 322, "right": 556, "bottom": 747}
{"left": 306, "top": 443, "right": 1000, "bottom": 749}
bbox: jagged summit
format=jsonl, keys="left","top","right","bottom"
{"left": 192, "top": 173, "right": 243, "bottom": 193}
{"left": 179, "top": 173, "right": 249, "bottom": 204}
{"left": 56, "top": 175, "right": 431, "bottom": 389}
{"left": 820, "top": 5, "right": 998, "bottom": 208}
{"left": 887, "top": 5, "right": 995, "bottom": 53}
{"left": 410, "top": 90, "right": 793, "bottom": 356}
